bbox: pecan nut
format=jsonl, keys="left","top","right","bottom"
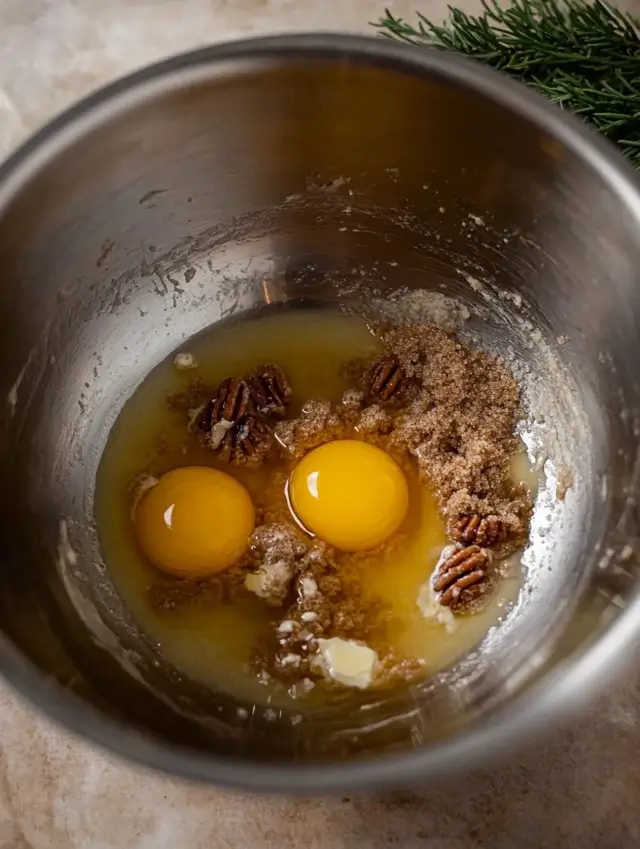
{"left": 367, "top": 357, "right": 405, "bottom": 402}
{"left": 212, "top": 377, "right": 250, "bottom": 424}
{"left": 228, "top": 414, "right": 273, "bottom": 466}
{"left": 248, "top": 364, "right": 291, "bottom": 416}
{"left": 199, "top": 377, "right": 249, "bottom": 450}
{"left": 432, "top": 545, "right": 490, "bottom": 610}
{"left": 453, "top": 514, "right": 502, "bottom": 548}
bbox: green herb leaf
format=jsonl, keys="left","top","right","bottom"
{"left": 374, "top": 0, "right": 640, "bottom": 167}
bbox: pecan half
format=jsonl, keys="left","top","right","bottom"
{"left": 453, "top": 514, "right": 502, "bottom": 548}
{"left": 199, "top": 377, "right": 249, "bottom": 450}
{"left": 248, "top": 364, "right": 291, "bottom": 417}
{"left": 212, "top": 377, "right": 250, "bottom": 424}
{"left": 367, "top": 357, "right": 405, "bottom": 402}
{"left": 432, "top": 545, "right": 490, "bottom": 610}
{"left": 229, "top": 414, "right": 273, "bottom": 465}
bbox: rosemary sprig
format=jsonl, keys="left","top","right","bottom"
{"left": 375, "top": 0, "right": 640, "bottom": 167}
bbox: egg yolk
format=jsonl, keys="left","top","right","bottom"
{"left": 134, "top": 466, "right": 255, "bottom": 577}
{"left": 289, "top": 440, "right": 409, "bottom": 551}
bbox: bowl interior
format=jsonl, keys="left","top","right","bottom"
{"left": 0, "top": 39, "right": 639, "bottom": 784}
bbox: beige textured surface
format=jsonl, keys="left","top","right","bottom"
{"left": 0, "top": 1, "right": 640, "bottom": 847}
{"left": 2, "top": 674, "right": 640, "bottom": 848}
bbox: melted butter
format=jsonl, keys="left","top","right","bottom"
{"left": 95, "top": 308, "right": 533, "bottom": 704}
{"left": 511, "top": 445, "right": 541, "bottom": 498}
{"left": 351, "top": 474, "right": 520, "bottom": 675}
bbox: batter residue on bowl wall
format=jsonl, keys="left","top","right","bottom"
{"left": 95, "top": 307, "right": 536, "bottom": 707}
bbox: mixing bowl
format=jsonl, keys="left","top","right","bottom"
{"left": 0, "top": 34, "right": 639, "bottom": 792}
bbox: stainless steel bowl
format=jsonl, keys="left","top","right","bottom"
{"left": 1, "top": 34, "right": 640, "bottom": 793}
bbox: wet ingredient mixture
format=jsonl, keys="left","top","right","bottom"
{"left": 96, "top": 307, "right": 533, "bottom": 705}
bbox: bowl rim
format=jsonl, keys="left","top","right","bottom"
{"left": 2, "top": 31, "right": 640, "bottom": 792}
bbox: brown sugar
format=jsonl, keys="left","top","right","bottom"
{"left": 273, "top": 399, "right": 346, "bottom": 459}
{"left": 146, "top": 561, "right": 250, "bottom": 611}
{"left": 383, "top": 323, "right": 531, "bottom": 549}
{"left": 244, "top": 523, "right": 308, "bottom": 606}
{"left": 249, "top": 536, "right": 412, "bottom": 688}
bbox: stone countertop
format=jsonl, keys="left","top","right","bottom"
{"left": 0, "top": 1, "right": 639, "bottom": 847}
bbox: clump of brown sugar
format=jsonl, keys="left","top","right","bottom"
{"left": 244, "top": 523, "right": 308, "bottom": 605}
{"left": 381, "top": 323, "right": 531, "bottom": 550}
{"left": 273, "top": 399, "right": 346, "bottom": 458}
{"left": 146, "top": 561, "right": 250, "bottom": 612}
{"left": 273, "top": 396, "right": 395, "bottom": 459}
{"left": 243, "top": 521, "right": 423, "bottom": 690}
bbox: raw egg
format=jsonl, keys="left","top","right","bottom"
{"left": 288, "top": 440, "right": 409, "bottom": 551}
{"left": 134, "top": 466, "right": 254, "bottom": 577}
